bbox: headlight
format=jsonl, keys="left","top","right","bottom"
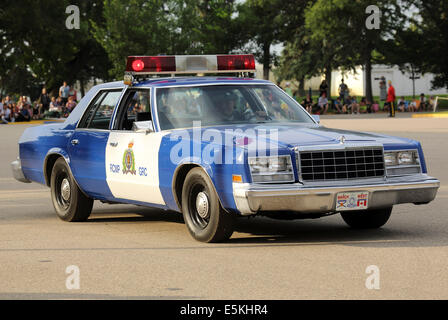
{"left": 248, "top": 155, "right": 294, "bottom": 183}
{"left": 385, "top": 151, "right": 419, "bottom": 166}
{"left": 384, "top": 150, "right": 421, "bottom": 176}
{"left": 397, "top": 151, "right": 416, "bottom": 165}
{"left": 384, "top": 152, "right": 398, "bottom": 166}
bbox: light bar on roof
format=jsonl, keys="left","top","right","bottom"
{"left": 125, "top": 54, "right": 256, "bottom": 75}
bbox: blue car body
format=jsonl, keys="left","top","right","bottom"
{"left": 14, "top": 77, "right": 438, "bottom": 218}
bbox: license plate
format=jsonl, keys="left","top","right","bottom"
{"left": 336, "top": 192, "right": 369, "bottom": 211}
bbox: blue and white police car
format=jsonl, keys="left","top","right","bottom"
{"left": 11, "top": 54, "right": 439, "bottom": 242}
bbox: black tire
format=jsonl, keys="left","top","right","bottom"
{"left": 341, "top": 207, "right": 392, "bottom": 229}
{"left": 50, "top": 157, "right": 93, "bottom": 222}
{"left": 181, "top": 167, "right": 235, "bottom": 242}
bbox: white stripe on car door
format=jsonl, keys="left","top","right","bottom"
{"left": 105, "top": 131, "right": 168, "bottom": 205}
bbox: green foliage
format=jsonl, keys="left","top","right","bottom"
{"left": 404, "top": 0, "right": 448, "bottom": 90}
{"left": 277, "top": 0, "right": 405, "bottom": 101}
{"left": 93, "top": 0, "right": 241, "bottom": 79}
{"left": 0, "top": 0, "right": 111, "bottom": 99}
{"left": 237, "top": 0, "right": 308, "bottom": 79}
{"left": 1, "top": 0, "right": 448, "bottom": 98}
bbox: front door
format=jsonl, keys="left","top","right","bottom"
{"left": 105, "top": 88, "right": 167, "bottom": 206}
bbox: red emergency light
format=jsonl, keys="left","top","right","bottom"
{"left": 125, "top": 54, "right": 256, "bottom": 75}
{"left": 217, "top": 55, "right": 256, "bottom": 71}
{"left": 126, "top": 56, "right": 176, "bottom": 74}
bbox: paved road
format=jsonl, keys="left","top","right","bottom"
{"left": 0, "top": 118, "right": 447, "bottom": 299}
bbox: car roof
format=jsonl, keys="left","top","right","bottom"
{"left": 134, "top": 77, "right": 272, "bottom": 88}
{"left": 90, "top": 77, "right": 272, "bottom": 91}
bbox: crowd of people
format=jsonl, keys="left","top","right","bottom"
{"left": 284, "top": 78, "right": 436, "bottom": 116}
{"left": 0, "top": 81, "right": 77, "bottom": 124}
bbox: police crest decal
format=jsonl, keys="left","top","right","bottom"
{"left": 122, "top": 142, "right": 136, "bottom": 175}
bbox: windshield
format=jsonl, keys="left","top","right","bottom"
{"left": 155, "top": 84, "right": 313, "bottom": 130}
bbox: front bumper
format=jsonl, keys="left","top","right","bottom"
{"left": 11, "top": 158, "right": 31, "bottom": 183}
{"left": 233, "top": 175, "right": 439, "bottom": 215}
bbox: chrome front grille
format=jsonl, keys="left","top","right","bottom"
{"left": 297, "top": 147, "right": 385, "bottom": 182}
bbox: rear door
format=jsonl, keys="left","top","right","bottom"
{"left": 68, "top": 89, "right": 123, "bottom": 199}
{"left": 105, "top": 88, "right": 167, "bottom": 205}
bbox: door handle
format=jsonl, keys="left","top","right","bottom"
{"left": 109, "top": 142, "right": 118, "bottom": 147}
{"left": 71, "top": 139, "right": 79, "bottom": 146}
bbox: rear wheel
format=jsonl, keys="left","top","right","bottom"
{"left": 341, "top": 207, "right": 392, "bottom": 229}
{"left": 50, "top": 158, "right": 93, "bottom": 222}
{"left": 181, "top": 168, "right": 235, "bottom": 242}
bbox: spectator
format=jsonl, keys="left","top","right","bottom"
{"left": 2, "top": 105, "right": 13, "bottom": 123}
{"left": 4, "top": 95, "right": 12, "bottom": 107}
{"left": 359, "top": 97, "right": 368, "bottom": 113}
{"left": 379, "top": 76, "right": 387, "bottom": 103}
{"left": 16, "top": 103, "right": 31, "bottom": 122}
{"left": 12, "top": 104, "right": 20, "bottom": 121}
{"left": 338, "top": 79, "right": 348, "bottom": 101}
{"left": 22, "top": 96, "right": 30, "bottom": 108}
{"left": 350, "top": 96, "right": 360, "bottom": 114}
{"left": 319, "top": 80, "right": 328, "bottom": 97}
{"left": 372, "top": 100, "right": 380, "bottom": 113}
{"left": 302, "top": 94, "right": 314, "bottom": 114}
{"left": 428, "top": 96, "right": 435, "bottom": 111}
{"left": 59, "top": 81, "right": 70, "bottom": 106}
{"left": 45, "top": 96, "right": 62, "bottom": 118}
{"left": 39, "top": 88, "right": 51, "bottom": 115}
{"left": 386, "top": 80, "right": 396, "bottom": 117}
{"left": 410, "top": 99, "right": 418, "bottom": 112}
{"left": 31, "top": 101, "right": 40, "bottom": 120}
{"left": 64, "top": 96, "right": 77, "bottom": 117}
{"left": 17, "top": 96, "right": 24, "bottom": 109}
{"left": 398, "top": 96, "right": 406, "bottom": 112}
{"left": 0, "top": 99, "right": 7, "bottom": 124}
{"left": 284, "top": 82, "right": 293, "bottom": 97}
{"left": 68, "top": 87, "right": 77, "bottom": 101}
{"left": 317, "top": 92, "right": 329, "bottom": 114}
{"left": 419, "top": 93, "right": 427, "bottom": 112}
{"left": 333, "top": 97, "right": 344, "bottom": 114}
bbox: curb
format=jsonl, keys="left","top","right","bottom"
{"left": 411, "top": 113, "right": 448, "bottom": 118}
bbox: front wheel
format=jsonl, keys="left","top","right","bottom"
{"left": 181, "top": 168, "right": 235, "bottom": 242}
{"left": 50, "top": 158, "right": 93, "bottom": 222}
{"left": 341, "top": 207, "right": 392, "bottom": 229}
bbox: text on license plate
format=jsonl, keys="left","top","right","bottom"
{"left": 336, "top": 192, "right": 369, "bottom": 211}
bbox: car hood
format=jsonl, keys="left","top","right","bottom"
{"left": 192, "top": 123, "right": 417, "bottom": 150}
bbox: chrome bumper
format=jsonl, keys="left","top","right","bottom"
{"left": 233, "top": 175, "right": 440, "bottom": 215}
{"left": 11, "top": 158, "right": 31, "bottom": 183}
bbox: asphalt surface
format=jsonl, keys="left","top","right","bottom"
{"left": 0, "top": 117, "right": 447, "bottom": 300}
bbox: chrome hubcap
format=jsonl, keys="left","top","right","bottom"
{"left": 196, "top": 192, "right": 209, "bottom": 219}
{"left": 61, "top": 178, "right": 71, "bottom": 202}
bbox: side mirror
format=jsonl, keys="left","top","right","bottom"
{"left": 133, "top": 120, "right": 154, "bottom": 134}
{"left": 312, "top": 115, "right": 320, "bottom": 124}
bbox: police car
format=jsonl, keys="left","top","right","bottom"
{"left": 11, "top": 54, "right": 440, "bottom": 242}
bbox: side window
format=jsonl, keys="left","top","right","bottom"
{"left": 78, "top": 91, "right": 107, "bottom": 129}
{"left": 89, "top": 91, "right": 122, "bottom": 130}
{"left": 115, "top": 89, "right": 151, "bottom": 131}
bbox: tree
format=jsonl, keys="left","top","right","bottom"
{"left": 404, "top": 0, "right": 448, "bottom": 90}
{"left": 92, "top": 0, "right": 173, "bottom": 79}
{"left": 0, "top": 0, "right": 111, "bottom": 99}
{"left": 93, "top": 0, "right": 243, "bottom": 80}
{"left": 275, "top": 28, "right": 321, "bottom": 97}
{"left": 237, "top": 0, "right": 307, "bottom": 80}
{"left": 304, "top": 0, "right": 403, "bottom": 102}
